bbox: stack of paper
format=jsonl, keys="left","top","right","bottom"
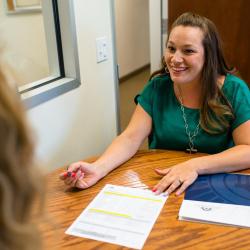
{"left": 66, "top": 184, "right": 167, "bottom": 249}
{"left": 179, "top": 173, "right": 250, "bottom": 228}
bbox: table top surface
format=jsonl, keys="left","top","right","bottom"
{"left": 41, "top": 150, "right": 250, "bottom": 250}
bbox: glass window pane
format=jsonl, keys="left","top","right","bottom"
{"left": 0, "top": 0, "right": 59, "bottom": 87}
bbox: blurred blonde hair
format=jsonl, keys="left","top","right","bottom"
{"left": 0, "top": 66, "right": 44, "bottom": 250}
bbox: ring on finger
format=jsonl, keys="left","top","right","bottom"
{"left": 177, "top": 178, "right": 183, "bottom": 185}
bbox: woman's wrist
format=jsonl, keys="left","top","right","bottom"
{"left": 187, "top": 158, "right": 203, "bottom": 174}
{"left": 188, "top": 155, "right": 215, "bottom": 175}
{"left": 92, "top": 161, "right": 109, "bottom": 179}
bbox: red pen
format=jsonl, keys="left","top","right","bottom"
{"left": 63, "top": 171, "right": 74, "bottom": 178}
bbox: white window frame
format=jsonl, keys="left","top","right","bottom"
{"left": 19, "top": 0, "right": 80, "bottom": 108}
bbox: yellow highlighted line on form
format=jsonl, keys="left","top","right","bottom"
{"left": 104, "top": 191, "right": 162, "bottom": 202}
{"left": 88, "top": 208, "right": 131, "bottom": 218}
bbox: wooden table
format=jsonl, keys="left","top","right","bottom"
{"left": 41, "top": 150, "right": 250, "bottom": 250}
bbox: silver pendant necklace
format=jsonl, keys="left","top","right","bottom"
{"left": 176, "top": 85, "right": 200, "bottom": 154}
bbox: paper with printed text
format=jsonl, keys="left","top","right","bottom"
{"left": 66, "top": 184, "right": 168, "bottom": 249}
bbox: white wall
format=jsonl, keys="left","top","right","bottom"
{"left": 149, "top": 0, "right": 162, "bottom": 73}
{"left": 0, "top": 0, "right": 164, "bottom": 172}
{"left": 162, "top": 0, "right": 168, "bottom": 55}
{"left": 27, "top": 0, "right": 118, "bottom": 171}
{"left": 114, "top": 0, "right": 150, "bottom": 78}
{"left": 0, "top": 0, "right": 49, "bottom": 86}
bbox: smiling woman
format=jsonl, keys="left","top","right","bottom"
{"left": 165, "top": 26, "right": 205, "bottom": 89}
{"left": 59, "top": 12, "right": 250, "bottom": 201}
{"left": 155, "top": 12, "right": 236, "bottom": 135}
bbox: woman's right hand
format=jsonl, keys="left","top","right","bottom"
{"left": 59, "top": 161, "right": 103, "bottom": 189}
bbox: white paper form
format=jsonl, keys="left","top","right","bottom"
{"left": 66, "top": 184, "right": 168, "bottom": 249}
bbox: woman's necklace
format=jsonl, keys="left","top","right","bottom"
{"left": 176, "top": 85, "right": 200, "bottom": 154}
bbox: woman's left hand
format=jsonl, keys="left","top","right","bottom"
{"left": 153, "top": 159, "right": 199, "bottom": 196}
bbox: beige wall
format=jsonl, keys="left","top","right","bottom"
{"left": 1, "top": 0, "right": 151, "bottom": 84}
{"left": 0, "top": 0, "right": 49, "bottom": 86}
{"left": 115, "top": 0, "right": 150, "bottom": 78}
{"left": 149, "top": 0, "right": 162, "bottom": 73}
{"left": 27, "top": 0, "right": 118, "bottom": 171}
{"left": 0, "top": 0, "right": 160, "bottom": 171}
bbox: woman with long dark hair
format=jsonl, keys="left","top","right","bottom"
{"left": 60, "top": 12, "right": 250, "bottom": 196}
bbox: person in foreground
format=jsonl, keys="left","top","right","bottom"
{"left": 0, "top": 66, "right": 43, "bottom": 249}
{"left": 60, "top": 12, "right": 250, "bottom": 196}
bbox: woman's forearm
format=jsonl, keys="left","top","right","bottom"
{"left": 193, "top": 145, "right": 250, "bottom": 175}
{"left": 93, "top": 133, "right": 142, "bottom": 177}
{"left": 91, "top": 105, "right": 152, "bottom": 179}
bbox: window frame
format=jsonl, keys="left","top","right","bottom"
{"left": 19, "top": 0, "right": 80, "bottom": 108}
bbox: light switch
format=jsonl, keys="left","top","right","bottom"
{"left": 96, "top": 37, "right": 108, "bottom": 63}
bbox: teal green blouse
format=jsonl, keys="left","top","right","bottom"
{"left": 135, "top": 74, "right": 250, "bottom": 154}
